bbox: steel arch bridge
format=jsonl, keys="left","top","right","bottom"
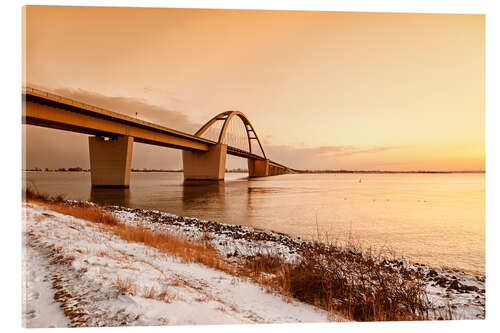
{"left": 194, "top": 110, "right": 267, "bottom": 160}
{"left": 183, "top": 110, "right": 292, "bottom": 180}
{"left": 22, "top": 87, "right": 294, "bottom": 186}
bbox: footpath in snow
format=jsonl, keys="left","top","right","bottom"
{"left": 23, "top": 202, "right": 344, "bottom": 327}
{"left": 22, "top": 241, "right": 70, "bottom": 328}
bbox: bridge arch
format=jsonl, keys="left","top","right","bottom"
{"left": 194, "top": 111, "right": 267, "bottom": 159}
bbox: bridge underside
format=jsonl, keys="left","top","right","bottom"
{"left": 23, "top": 98, "right": 211, "bottom": 152}
{"left": 87, "top": 134, "right": 289, "bottom": 186}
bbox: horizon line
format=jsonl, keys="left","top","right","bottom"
{"left": 22, "top": 168, "right": 485, "bottom": 174}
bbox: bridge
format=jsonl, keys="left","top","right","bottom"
{"left": 22, "top": 87, "right": 294, "bottom": 187}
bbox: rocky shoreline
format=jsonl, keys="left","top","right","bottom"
{"left": 67, "top": 202, "right": 485, "bottom": 320}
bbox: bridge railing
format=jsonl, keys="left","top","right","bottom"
{"left": 22, "top": 86, "right": 218, "bottom": 144}
{"left": 23, "top": 86, "right": 116, "bottom": 117}
{"left": 23, "top": 87, "right": 187, "bottom": 134}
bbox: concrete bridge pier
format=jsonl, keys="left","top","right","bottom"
{"left": 269, "top": 165, "right": 286, "bottom": 176}
{"left": 248, "top": 159, "right": 270, "bottom": 177}
{"left": 269, "top": 165, "right": 277, "bottom": 176}
{"left": 88, "top": 135, "right": 134, "bottom": 187}
{"left": 182, "top": 143, "right": 227, "bottom": 180}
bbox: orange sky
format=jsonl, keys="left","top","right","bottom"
{"left": 23, "top": 6, "right": 485, "bottom": 171}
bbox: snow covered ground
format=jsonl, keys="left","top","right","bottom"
{"left": 109, "top": 205, "right": 486, "bottom": 321}
{"left": 22, "top": 201, "right": 485, "bottom": 327}
{"left": 22, "top": 242, "right": 69, "bottom": 328}
{"left": 22, "top": 202, "right": 345, "bottom": 327}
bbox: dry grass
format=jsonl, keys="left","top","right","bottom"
{"left": 243, "top": 253, "right": 283, "bottom": 274}
{"left": 143, "top": 286, "right": 157, "bottom": 299}
{"left": 116, "top": 277, "right": 176, "bottom": 303}
{"left": 116, "top": 277, "right": 136, "bottom": 295}
{"left": 284, "top": 246, "right": 429, "bottom": 321}
{"left": 35, "top": 201, "right": 234, "bottom": 272}
{"left": 25, "top": 186, "right": 238, "bottom": 277}
{"left": 25, "top": 187, "right": 432, "bottom": 322}
{"left": 158, "top": 290, "right": 176, "bottom": 304}
{"left": 240, "top": 248, "right": 430, "bottom": 321}
{"left": 25, "top": 187, "right": 119, "bottom": 226}
{"left": 24, "top": 187, "right": 66, "bottom": 203}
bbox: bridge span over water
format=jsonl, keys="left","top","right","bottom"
{"left": 22, "top": 87, "right": 295, "bottom": 187}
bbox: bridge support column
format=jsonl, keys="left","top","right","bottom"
{"left": 269, "top": 165, "right": 285, "bottom": 175}
{"left": 182, "top": 143, "right": 227, "bottom": 180}
{"left": 248, "top": 159, "right": 269, "bottom": 177}
{"left": 89, "top": 136, "right": 133, "bottom": 187}
{"left": 269, "top": 165, "right": 276, "bottom": 176}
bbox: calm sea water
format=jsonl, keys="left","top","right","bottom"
{"left": 23, "top": 171, "right": 485, "bottom": 274}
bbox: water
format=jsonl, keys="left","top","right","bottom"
{"left": 23, "top": 171, "right": 485, "bottom": 274}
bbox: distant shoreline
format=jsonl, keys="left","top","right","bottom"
{"left": 294, "top": 170, "right": 485, "bottom": 174}
{"left": 22, "top": 169, "right": 485, "bottom": 174}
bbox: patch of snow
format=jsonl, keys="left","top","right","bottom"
{"left": 23, "top": 203, "right": 344, "bottom": 327}
{"left": 22, "top": 241, "right": 70, "bottom": 328}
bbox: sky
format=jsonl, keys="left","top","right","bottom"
{"left": 23, "top": 6, "right": 485, "bottom": 171}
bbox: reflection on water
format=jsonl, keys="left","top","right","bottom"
{"left": 90, "top": 187, "right": 131, "bottom": 207}
{"left": 247, "top": 187, "right": 283, "bottom": 194}
{"left": 182, "top": 180, "right": 226, "bottom": 213}
{"left": 182, "top": 180, "right": 225, "bottom": 202}
{"left": 23, "top": 171, "right": 485, "bottom": 274}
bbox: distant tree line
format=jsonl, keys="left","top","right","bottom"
{"left": 24, "top": 167, "right": 484, "bottom": 174}
{"left": 131, "top": 168, "right": 182, "bottom": 172}
{"left": 25, "top": 167, "right": 89, "bottom": 172}
{"left": 225, "top": 168, "right": 248, "bottom": 173}
{"left": 295, "top": 169, "right": 485, "bottom": 174}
